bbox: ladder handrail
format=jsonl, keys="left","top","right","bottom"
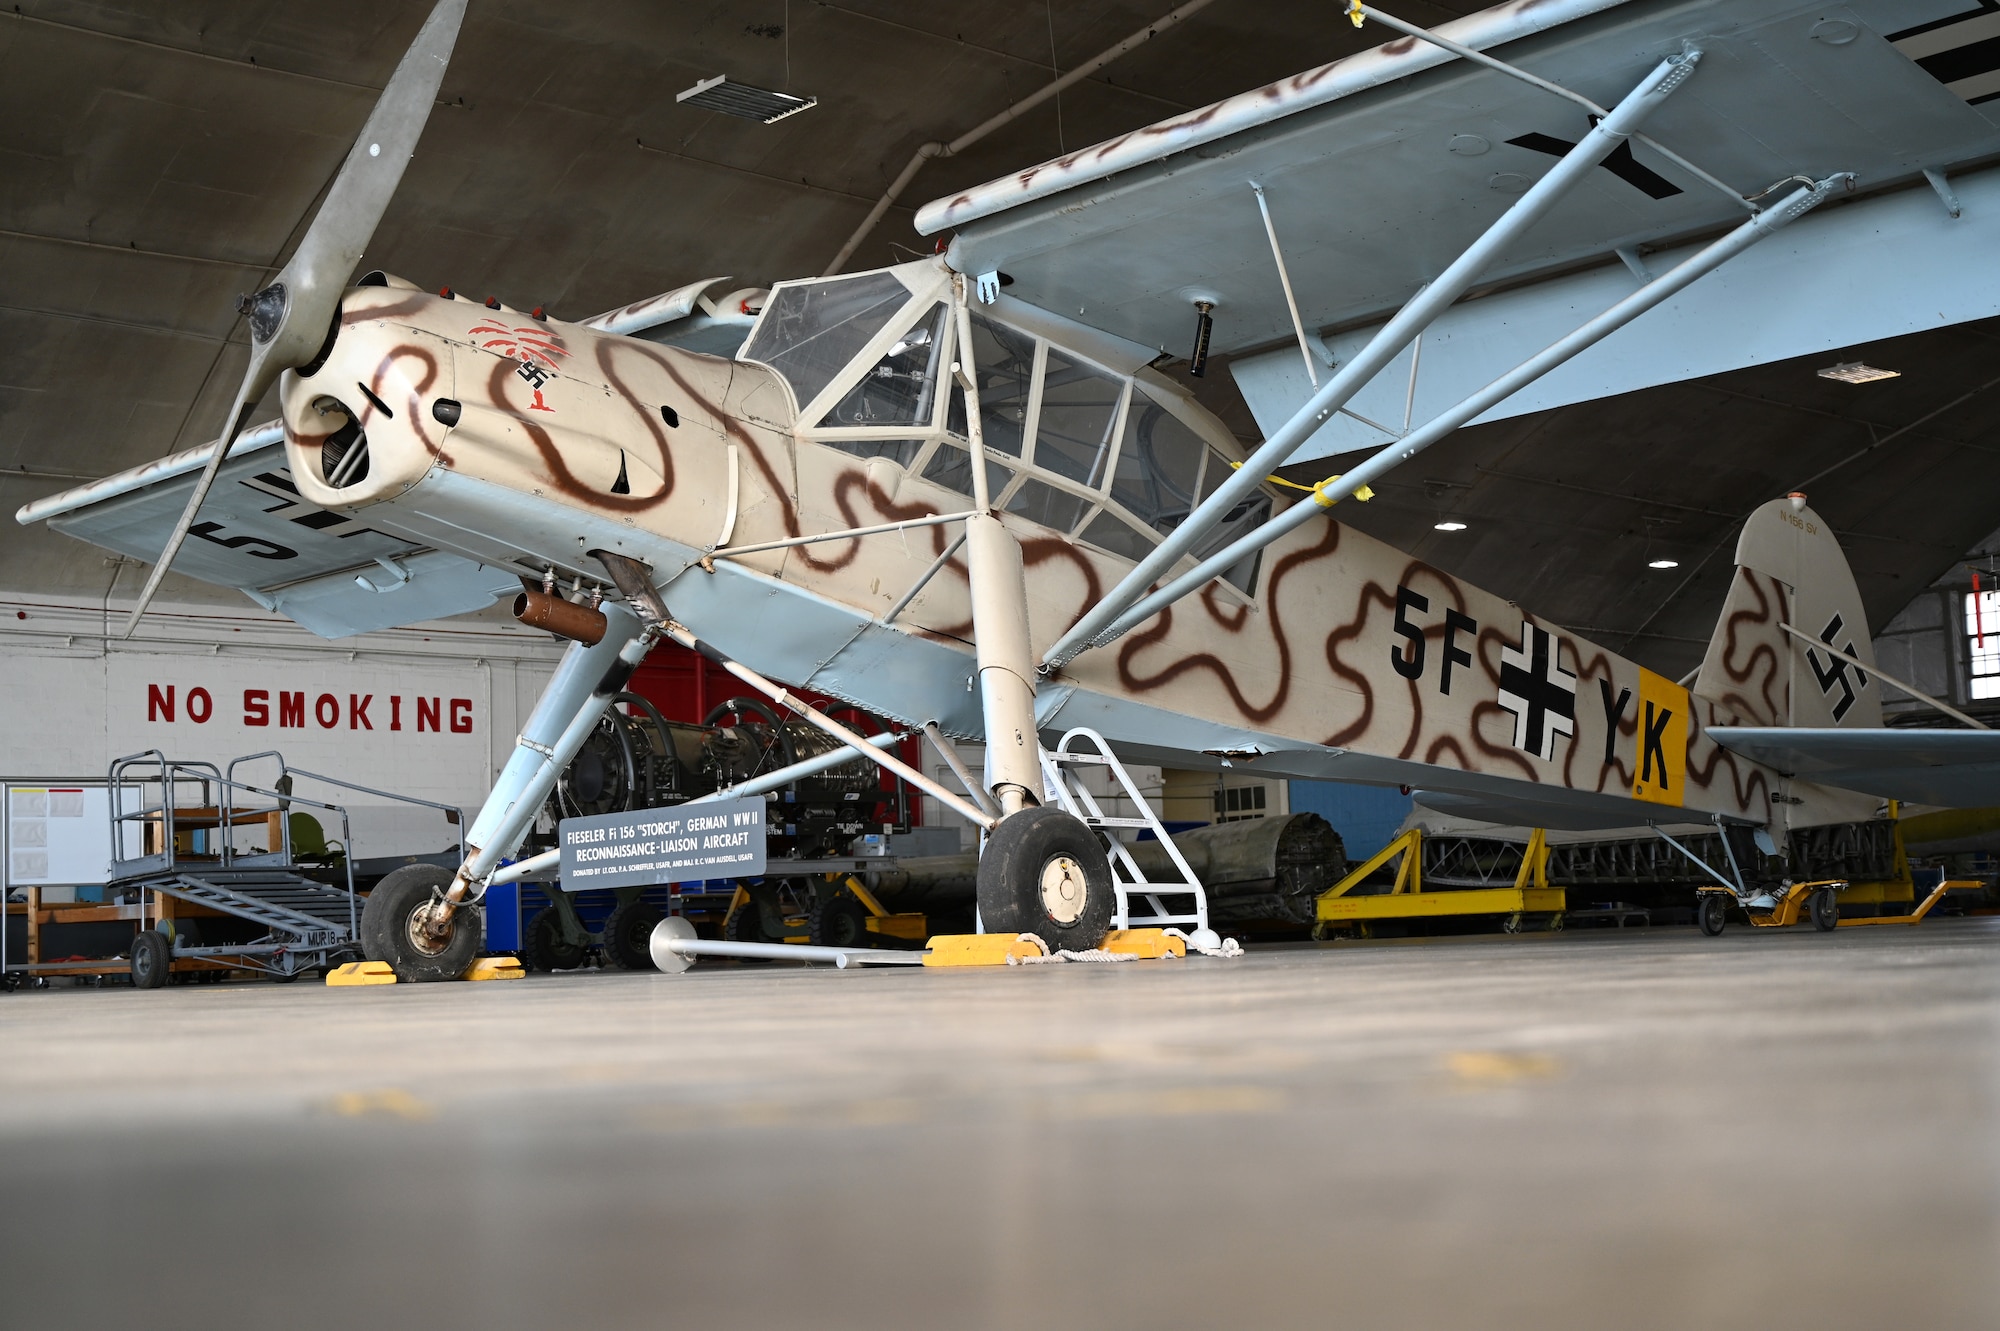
{"left": 1042, "top": 726, "right": 1208, "bottom": 933}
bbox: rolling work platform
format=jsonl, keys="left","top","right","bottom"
{"left": 1313, "top": 828, "right": 1564, "bottom": 939}
{"left": 100, "top": 750, "right": 464, "bottom": 986}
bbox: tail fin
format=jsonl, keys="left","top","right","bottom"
{"left": 1691, "top": 495, "right": 1881, "bottom": 730}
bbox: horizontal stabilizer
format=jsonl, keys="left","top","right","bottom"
{"left": 1708, "top": 728, "right": 2000, "bottom": 808}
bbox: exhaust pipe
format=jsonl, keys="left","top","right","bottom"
{"left": 513, "top": 589, "right": 608, "bottom": 644}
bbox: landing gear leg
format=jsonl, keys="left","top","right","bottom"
{"left": 960, "top": 510, "right": 1115, "bottom": 951}
{"left": 364, "top": 600, "right": 656, "bottom": 980}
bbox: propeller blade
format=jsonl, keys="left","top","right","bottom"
{"left": 117, "top": 378, "right": 263, "bottom": 639}
{"left": 119, "top": 0, "right": 466, "bottom": 637}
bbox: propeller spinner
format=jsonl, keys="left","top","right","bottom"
{"left": 119, "top": 0, "right": 468, "bottom": 638}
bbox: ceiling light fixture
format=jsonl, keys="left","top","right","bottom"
{"left": 1817, "top": 362, "right": 1900, "bottom": 384}
{"left": 1648, "top": 558, "right": 1680, "bottom": 569}
{"left": 676, "top": 76, "right": 817, "bottom": 124}
{"left": 1434, "top": 521, "right": 1467, "bottom": 532}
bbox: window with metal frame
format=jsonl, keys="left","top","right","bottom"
{"left": 822, "top": 302, "right": 950, "bottom": 429}
{"left": 741, "top": 271, "right": 913, "bottom": 414}
{"left": 1967, "top": 589, "right": 2000, "bottom": 700}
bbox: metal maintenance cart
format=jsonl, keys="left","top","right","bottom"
{"left": 103, "top": 750, "right": 464, "bottom": 987}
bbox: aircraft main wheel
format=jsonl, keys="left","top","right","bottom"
{"left": 810, "top": 893, "right": 871, "bottom": 949}
{"left": 130, "top": 930, "right": 171, "bottom": 990}
{"left": 977, "top": 807, "right": 1115, "bottom": 953}
{"left": 1697, "top": 893, "right": 1729, "bottom": 937}
{"left": 360, "top": 864, "right": 479, "bottom": 982}
{"left": 521, "top": 906, "right": 587, "bottom": 972}
{"left": 1810, "top": 888, "right": 1839, "bottom": 932}
{"left": 601, "top": 900, "right": 664, "bottom": 970}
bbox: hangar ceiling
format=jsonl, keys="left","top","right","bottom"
{"left": 4, "top": 0, "right": 1997, "bottom": 682}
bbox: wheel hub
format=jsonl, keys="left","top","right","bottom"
{"left": 1038, "top": 854, "right": 1087, "bottom": 924}
{"left": 406, "top": 899, "right": 456, "bottom": 957}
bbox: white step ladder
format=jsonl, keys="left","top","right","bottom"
{"left": 1038, "top": 727, "right": 1219, "bottom": 949}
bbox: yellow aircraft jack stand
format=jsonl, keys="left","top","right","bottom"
{"left": 720, "top": 877, "right": 929, "bottom": 948}
{"left": 1312, "top": 828, "right": 1566, "bottom": 940}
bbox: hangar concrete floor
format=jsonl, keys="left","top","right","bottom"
{"left": 2, "top": 923, "right": 1995, "bottom": 1329}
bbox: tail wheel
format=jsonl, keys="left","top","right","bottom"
{"left": 360, "top": 864, "right": 480, "bottom": 982}
{"left": 1696, "top": 893, "right": 1729, "bottom": 937}
{"left": 601, "top": 900, "right": 665, "bottom": 970}
{"left": 976, "top": 807, "right": 1115, "bottom": 953}
{"left": 1809, "top": 888, "right": 1839, "bottom": 931}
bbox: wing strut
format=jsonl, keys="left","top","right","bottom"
{"left": 1040, "top": 43, "right": 1703, "bottom": 669}
{"left": 1074, "top": 173, "right": 1852, "bottom": 652}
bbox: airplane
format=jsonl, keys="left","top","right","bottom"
{"left": 20, "top": 0, "right": 2000, "bottom": 978}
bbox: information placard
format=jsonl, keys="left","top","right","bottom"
{"left": 557, "top": 797, "right": 766, "bottom": 891}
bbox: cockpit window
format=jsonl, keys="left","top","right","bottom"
{"left": 823, "top": 303, "right": 949, "bottom": 428}
{"left": 922, "top": 442, "right": 1012, "bottom": 502}
{"left": 1034, "top": 350, "right": 1121, "bottom": 486}
{"left": 1110, "top": 392, "right": 1206, "bottom": 536}
{"left": 741, "top": 271, "right": 911, "bottom": 413}
{"left": 945, "top": 315, "right": 1033, "bottom": 457}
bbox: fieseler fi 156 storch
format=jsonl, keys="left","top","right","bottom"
{"left": 22, "top": 0, "right": 2000, "bottom": 976}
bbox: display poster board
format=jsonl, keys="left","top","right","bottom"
{"left": 4, "top": 784, "right": 142, "bottom": 889}
{"left": 558, "top": 797, "right": 766, "bottom": 891}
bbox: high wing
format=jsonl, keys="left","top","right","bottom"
{"left": 1707, "top": 728, "right": 2000, "bottom": 808}
{"left": 915, "top": 0, "right": 2000, "bottom": 455}
{"left": 15, "top": 427, "right": 519, "bottom": 639}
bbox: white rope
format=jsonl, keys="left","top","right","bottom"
{"left": 1008, "top": 947, "right": 1137, "bottom": 964}
{"left": 1163, "top": 928, "right": 1245, "bottom": 959}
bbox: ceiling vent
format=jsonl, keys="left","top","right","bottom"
{"left": 1817, "top": 362, "right": 1900, "bottom": 384}
{"left": 676, "top": 76, "right": 816, "bottom": 124}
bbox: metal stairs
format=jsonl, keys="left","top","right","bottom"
{"left": 153, "top": 870, "right": 358, "bottom": 949}
{"left": 1038, "top": 727, "right": 1216, "bottom": 945}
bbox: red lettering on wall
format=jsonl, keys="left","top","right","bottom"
{"left": 418, "top": 698, "right": 441, "bottom": 733}
{"left": 315, "top": 693, "right": 339, "bottom": 729}
{"left": 350, "top": 694, "right": 374, "bottom": 730}
{"left": 391, "top": 696, "right": 403, "bottom": 731}
{"left": 186, "top": 687, "right": 213, "bottom": 724}
{"left": 244, "top": 689, "right": 269, "bottom": 727}
{"left": 279, "top": 692, "right": 304, "bottom": 728}
{"left": 148, "top": 684, "right": 174, "bottom": 723}
{"left": 450, "top": 698, "right": 473, "bottom": 734}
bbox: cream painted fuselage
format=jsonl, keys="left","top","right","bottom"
{"left": 279, "top": 273, "right": 1850, "bottom": 836}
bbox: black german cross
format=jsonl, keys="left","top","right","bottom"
{"left": 1498, "top": 620, "right": 1578, "bottom": 762}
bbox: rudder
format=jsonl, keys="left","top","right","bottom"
{"left": 1691, "top": 494, "right": 1881, "bottom": 731}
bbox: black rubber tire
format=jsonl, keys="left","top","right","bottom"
{"left": 723, "top": 895, "right": 778, "bottom": 962}
{"left": 1810, "top": 887, "right": 1839, "bottom": 932}
{"left": 521, "top": 906, "right": 588, "bottom": 972}
{"left": 811, "top": 893, "right": 871, "bottom": 949}
{"left": 130, "top": 930, "right": 171, "bottom": 990}
{"left": 359, "top": 864, "right": 480, "bottom": 982}
{"left": 977, "top": 806, "right": 1115, "bottom": 952}
{"left": 1697, "top": 893, "right": 1729, "bottom": 937}
{"left": 601, "top": 900, "right": 664, "bottom": 970}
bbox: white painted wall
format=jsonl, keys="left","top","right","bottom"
{"left": 0, "top": 591, "right": 564, "bottom": 861}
